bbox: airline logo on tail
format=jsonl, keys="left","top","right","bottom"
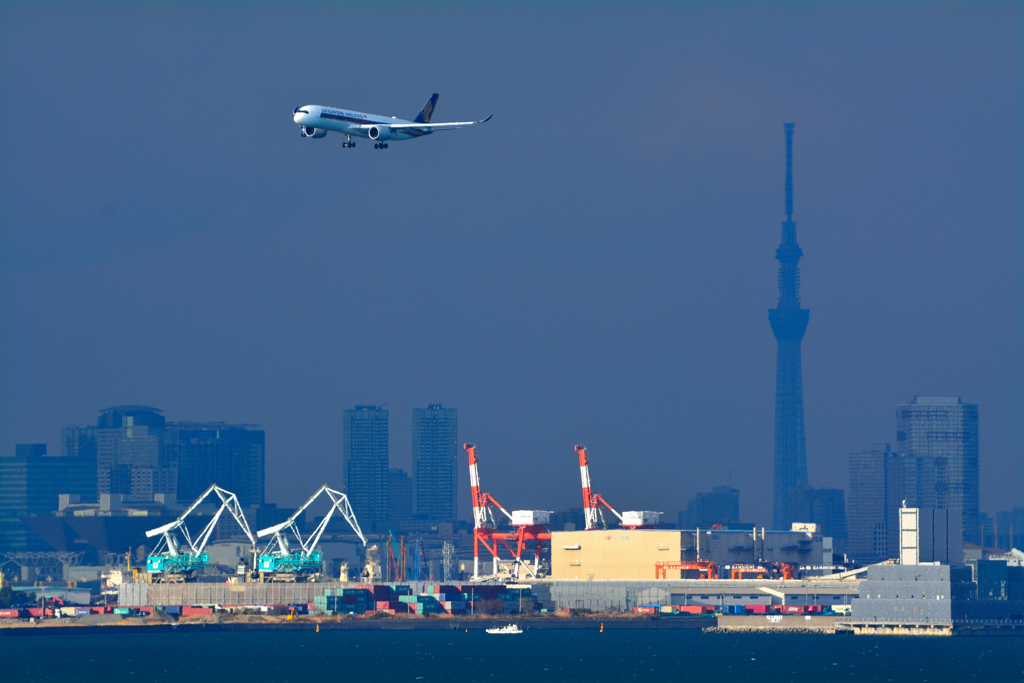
{"left": 414, "top": 93, "right": 439, "bottom": 124}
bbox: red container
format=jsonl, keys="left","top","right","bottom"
{"left": 806, "top": 605, "right": 823, "bottom": 613}
{"left": 675, "top": 605, "right": 702, "bottom": 614}
{"left": 744, "top": 605, "right": 768, "bottom": 614}
{"left": 635, "top": 606, "right": 658, "bottom": 614}
{"left": 26, "top": 608, "right": 42, "bottom": 617}
{"left": 181, "top": 606, "right": 214, "bottom": 616}
{"left": 137, "top": 606, "right": 154, "bottom": 615}
{"left": 781, "top": 605, "right": 805, "bottom": 614}
{"left": 0, "top": 609, "right": 22, "bottom": 618}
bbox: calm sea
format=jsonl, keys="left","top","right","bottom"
{"left": 1, "top": 628, "right": 1021, "bottom": 682}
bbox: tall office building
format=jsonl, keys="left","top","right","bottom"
{"left": 166, "top": 422, "right": 265, "bottom": 508}
{"left": 896, "top": 397, "right": 980, "bottom": 544}
{"left": 412, "top": 404, "right": 458, "bottom": 522}
{"left": 797, "top": 487, "right": 848, "bottom": 548}
{"left": 679, "top": 486, "right": 740, "bottom": 529}
{"left": 91, "top": 405, "right": 173, "bottom": 502}
{"left": 770, "top": 123, "right": 811, "bottom": 530}
{"left": 0, "top": 445, "right": 97, "bottom": 552}
{"left": 847, "top": 444, "right": 904, "bottom": 563}
{"left": 343, "top": 405, "right": 389, "bottom": 524}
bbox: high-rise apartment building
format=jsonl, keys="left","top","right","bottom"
{"left": 896, "top": 397, "right": 979, "bottom": 544}
{"left": 343, "top": 405, "right": 389, "bottom": 524}
{"left": 0, "top": 445, "right": 97, "bottom": 552}
{"left": 770, "top": 124, "right": 811, "bottom": 530}
{"left": 166, "top": 422, "right": 265, "bottom": 508}
{"left": 412, "top": 404, "right": 458, "bottom": 522}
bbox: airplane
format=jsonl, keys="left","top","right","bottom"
{"left": 292, "top": 94, "right": 492, "bottom": 149}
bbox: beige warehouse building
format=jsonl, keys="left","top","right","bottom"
{"left": 551, "top": 529, "right": 684, "bottom": 580}
{"left": 549, "top": 528, "right": 830, "bottom": 581}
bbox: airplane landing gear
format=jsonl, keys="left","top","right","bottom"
{"left": 374, "top": 142, "right": 389, "bottom": 149}
{"left": 342, "top": 135, "right": 356, "bottom": 148}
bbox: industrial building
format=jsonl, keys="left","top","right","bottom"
{"left": 550, "top": 528, "right": 830, "bottom": 581}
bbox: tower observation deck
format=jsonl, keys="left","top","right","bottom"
{"left": 769, "top": 123, "right": 810, "bottom": 530}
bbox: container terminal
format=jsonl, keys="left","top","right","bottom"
{"left": 2, "top": 443, "right": 1021, "bottom": 636}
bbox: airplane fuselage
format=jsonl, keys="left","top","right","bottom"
{"left": 292, "top": 95, "right": 490, "bottom": 147}
{"left": 293, "top": 105, "right": 430, "bottom": 142}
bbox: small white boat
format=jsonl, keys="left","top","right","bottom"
{"left": 486, "top": 623, "right": 523, "bottom": 634}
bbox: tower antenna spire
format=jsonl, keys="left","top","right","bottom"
{"left": 785, "top": 123, "right": 794, "bottom": 222}
{"left": 769, "top": 122, "right": 810, "bottom": 531}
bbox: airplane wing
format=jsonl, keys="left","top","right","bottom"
{"left": 387, "top": 114, "right": 493, "bottom": 132}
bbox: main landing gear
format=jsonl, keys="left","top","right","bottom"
{"left": 342, "top": 135, "right": 357, "bottom": 148}
{"left": 374, "top": 142, "right": 389, "bottom": 149}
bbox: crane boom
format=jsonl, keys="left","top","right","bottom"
{"left": 574, "top": 445, "right": 623, "bottom": 529}
{"left": 464, "top": 443, "right": 512, "bottom": 528}
{"left": 144, "top": 484, "right": 255, "bottom": 579}
{"left": 255, "top": 485, "right": 365, "bottom": 580}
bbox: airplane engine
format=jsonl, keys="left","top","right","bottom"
{"left": 302, "top": 126, "right": 327, "bottom": 138}
{"left": 367, "top": 125, "right": 392, "bottom": 141}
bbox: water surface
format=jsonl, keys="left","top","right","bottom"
{"left": 2, "top": 628, "right": 1021, "bottom": 682}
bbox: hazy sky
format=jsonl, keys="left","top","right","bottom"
{"left": 1, "top": 2, "right": 1021, "bottom": 524}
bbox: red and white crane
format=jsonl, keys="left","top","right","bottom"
{"left": 464, "top": 443, "right": 551, "bottom": 580}
{"left": 574, "top": 444, "right": 661, "bottom": 529}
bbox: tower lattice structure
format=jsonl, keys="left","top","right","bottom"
{"left": 769, "top": 123, "right": 810, "bottom": 530}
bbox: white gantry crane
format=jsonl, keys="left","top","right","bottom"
{"left": 256, "top": 485, "right": 366, "bottom": 582}
{"left": 145, "top": 483, "right": 256, "bottom": 581}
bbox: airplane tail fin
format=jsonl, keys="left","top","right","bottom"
{"left": 414, "top": 93, "right": 439, "bottom": 123}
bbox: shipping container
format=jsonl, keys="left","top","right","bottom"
{"left": 781, "top": 605, "right": 805, "bottom": 614}
{"left": 75, "top": 608, "right": 93, "bottom": 616}
{"left": 0, "top": 609, "right": 22, "bottom": 618}
{"left": 164, "top": 605, "right": 181, "bottom": 615}
{"left": 181, "top": 606, "right": 213, "bottom": 616}
{"left": 114, "top": 607, "right": 134, "bottom": 615}
{"left": 744, "top": 605, "right": 768, "bottom": 614}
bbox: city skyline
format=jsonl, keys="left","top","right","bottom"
{"left": 1, "top": 4, "right": 1020, "bottom": 523}
{"left": 6, "top": 395, "right": 1016, "bottom": 537}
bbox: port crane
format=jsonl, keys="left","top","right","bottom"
{"left": 575, "top": 445, "right": 661, "bottom": 529}
{"left": 256, "top": 485, "right": 366, "bottom": 582}
{"left": 465, "top": 443, "right": 551, "bottom": 580}
{"left": 145, "top": 484, "right": 256, "bottom": 582}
